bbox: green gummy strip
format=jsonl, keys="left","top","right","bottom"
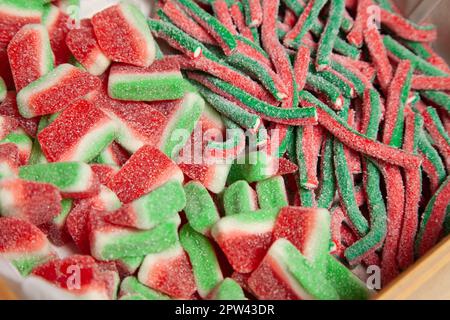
{"left": 295, "top": 126, "right": 309, "bottom": 189}
{"left": 180, "top": 224, "right": 223, "bottom": 298}
{"left": 197, "top": 73, "right": 317, "bottom": 123}
{"left": 418, "top": 130, "right": 446, "bottom": 185}
{"left": 109, "top": 74, "right": 186, "bottom": 102}
{"left": 383, "top": 36, "right": 449, "bottom": 77}
{"left": 133, "top": 181, "right": 186, "bottom": 228}
{"left": 223, "top": 180, "right": 256, "bottom": 216}
{"left": 416, "top": 175, "right": 450, "bottom": 253}
{"left": 176, "top": 0, "right": 237, "bottom": 53}
{"left": 147, "top": 18, "right": 202, "bottom": 57}
{"left": 120, "top": 276, "right": 170, "bottom": 300}
{"left": 191, "top": 80, "right": 261, "bottom": 131}
{"left": 19, "top": 162, "right": 89, "bottom": 190}
{"left": 425, "top": 106, "right": 450, "bottom": 145}
{"left": 334, "top": 139, "right": 369, "bottom": 236}
{"left": 401, "top": 40, "right": 432, "bottom": 60}
{"left": 256, "top": 176, "right": 288, "bottom": 209}
{"left": 277, "top": 125, "right": 295, "bottom": 158}
{"left": 330, "top": 60, "right": 365, "bottom": 96}
{"left": 225, "top": 52, "right": 282, "bottom": 100}
{"left": 317, "top": 135, "right": 335, "bottom": 209}
{"left": 212, "top": 278, "right": 246, "bottom": 300}
{"left": 274, "top": 239, "right": 339, "bottom": 300}
{"left": 98, "top": 219, "right": 179, "bottom": 260}
{"left": 420, "top": 91, "right": 450, "bottom": 114}
{"left": 318, "top": 70, "right": 354, "bottom": 99}
{"left": 306, "top": 72, "right": 342, "bottom": 107}
{"left": 323, "top": 254, "right": 370, "bottom": 300}
{"left": 184, "top": 181, "right": 220, "bottom": 235}
{"left": 235, "top": 34, "right": 269, "bottom": 59}
{"left": 316, "top": 0, "right": 345, "bottom": 69}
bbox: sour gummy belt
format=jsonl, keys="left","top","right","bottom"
{"left": 0, "top": 0, "right": 449, "bottom": 300}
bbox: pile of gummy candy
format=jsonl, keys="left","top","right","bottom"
{"left": 0, "top": 0, "right": 449, "bottom": 300}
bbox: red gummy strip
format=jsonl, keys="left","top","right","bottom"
{"left": 261, "top": 0, "right": 295, "bottom": 108}
{"left": 163, "top": 0, "right": 217, "bottom": 45}
{"left": 346, "top": 0, "right": 369, "bottom": 47}
{"left": 420, "top": 151, "right": 442, "bottom": 194}
{"left": 212, "top": 0, "right": 238, "bottom": 34}
{"left": 380, "top": 8, "right": 437, "bottom": 43}
{"left": 332, "top": 54, "right": 375, "bottom": 84}
{"left": 382, "top": 60, "right": 411, "bottom": 145}
{"left": 236, "top": 40, "right": 272, "bottom": 68}
{"left": 230, "top": 3, "right": 254, "bottom": 41}
{"left": 294, "top": 46, "right": 310, "bottom": 91}
{"left": 397, "top": 114, "right": 422, "bottom": 270}
{"left": 364, "top": 20, "right": 393, "bottom": 91}
{"left": 411, "top": 75, "right": 450, "bottom": 91}
{"left": 283, "top": 0, "right": 315, "bottom": 47}
{"left": 176, "top": 55, "right": 277, "bottom": 105}
{"left": 417, "top": 177, "right": 450, "bottom": 257}
{"left": 308, "top": 106, "right": 421, "bottom": 169}
{"left": 247, "top": 0, "right": 263, "bottom": 27}
{"left": 421, "top": 108, "right": 450, "bottom": 169}
{"left": 344, "top": 110, "right": 362, "bottom": 174}
{"left": 379, "top": 163, "right": 404, "bottom": 286}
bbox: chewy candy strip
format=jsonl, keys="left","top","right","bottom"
{"left": 66, "top": 21, "right": 111, "bottom": 76}
{"left": 0, "top": 217, "right": 55, "bottom": 275}
{"left": 176, "top": 0, "right": 237, "bottom": 55}
{"left": 317, "top": 135, "right": 335, "bottom": 209}
{"left": 379, "top": 8, "right": 437, "bottom": 43}
{"left": 105, "top": 181, "right": 186, "bottom": 230}
{"left": 242, "top": 0, "right": 262, "bottom": 27}
{"left": 138, "top": 243, "right": 197, "bottom": 299}
{"left": 346, "top": 0, "right": 368, "bottom": 47}
{"left": 416, "top": 176, "right": 450, "bottom": 258}
{"left": 211, "top": 208, "right": 279, "bottom": 273}
{"left": 223, "top": 180, "right": 258, "bottom": 216}
{"left": 248, "top": 238, "right": 339, "bottom": 300}
{"left": 345, "top": 89, "right": 386, "bottom": 265}
{"left": 230, "top": 3, "right": 255, "bottom": 42}
{"left": 17, "top": 64, "right": 101, "bottom": 119}
{"left": 108, "top": 59, "right": 186, "bottom": 102}
{"left": 294, "top": 46, "right": 310, "bottom": 91}
{"left": 0, "top": 178, "right": 61, "bottom": 226}
{"left": 420, "top": 91, "right": 450, "bottom": 114}
{"left": 38, "top": 99, "right": 117, "bottom": 163}
{"left": 306, "top": 71, "right": 344, "bottom": 110}
{"left": 7, "top": 24, "right": 54, "bottom": 92}
{"left": 397, "top": 112, "right": 423, "bottom": 270}
{"left": 180, "top": 224, "right": 224, "bottom": 298}
{"left": 183, "top": 181, "right": 220, "bottom": 236}
{"left": 418, "top": 130, "right": 446, "bottom": 193}
{"left": 421, "top": 106, "right": 450, "bottom": 169}
{"left": 147, "top": 18, "right": 202, "bottom": 59}
{"left": 212, "top": 0, "right": 237, "bottom": 34}
{"left": 120, "top": 276, "right": 170, "bottom": 300}
{"left": 108, "top": 145, "right": 184, "bottom": 204}
{"left": 256, "top": 176, "right": 289, "bottom": 209}
{"left": 411, "top": 76, "right": 450, "bottom": 90}
{"left": 161, "top": 0, "right": 216, "bottom": 45}
{"left": 19, "top": 162, "right": 99, "bottom": 199}
{"left": 295, "top": 125, "right": 319, "bottom": 189}
{"left": 298, "top": 91, "right": 421, "bottom": 169}
{"left": 92, "top": 1, "right": 156, "bottom": 67}
{"left": 187, "top": 72, "right": 317, "bottom": 126}
{"left": 316, "top": 0, "right": 345, "bottom": 70}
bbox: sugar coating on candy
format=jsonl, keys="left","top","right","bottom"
{"left": 38, "top": 99, "right": 117, "bottom": 163}
{"left": 42, "top": 3, "right": 71, "bottom": 65}
{"left": 180, "top": 224, "right": 223, "bottom": 298}
{"left": 108, "top": 59, "right": 186, "bottom": 102}
{"left": 209, "top": 278, "right": 246, "bottom": 300}
{"left": 138, "top": 243, "right": 197, "bottom": 299}
{"left": 108, "top": 145, "right": 183, "bottom": 204}
{"left": 0, "top": 129, "right": 32, "bottom": 165}
{"left": 0, "top": 115, "right": 19, "bottom": 140}
{"left": 0, "top": 92, "right": 39, "bottom": 137}
{"left": 19, "top": 161, "right": 100, "bottom": 199}
{"left": 90, "top": 212, "right": 180, "bottom": 261}
{"left": 0, "top": 143, "right": 19, "bottom": 179}
{"left": 105, "top": 181, "right": 186, "bottom": 230}
{"left": 223, "top": 180, "right": 258, "bottom": 216}
{"left": 32, "top": 255, "right": 120, "bottom": 300}
{"left": 92, "top": 2, "right": 156, "bottom": 67}
{"left": 66, "top": 20, "right": 111, "bottom": 76}
{"left": 0, "top": 0, "right": 43, "bottom": 48}
{"left": 0, "top": 178, "right": 61, "bottom": 226}
{"left": 183, "top": 181, "right": 220, "bottom": 236}
{"left": 17, "top": 64, "right": 101, "bottom": 118}
{"left": 40, "top": 198, "right": 73, "bottom": 246}
{"left": 0, "top": 217, "right": 54, "bottom": 275}
{"left": 256, "top": 176, "right": 288, "bottom": 209}
{"left": 90, "top": 164, "right": 119, "bottom": 186}
{"left": 120, "top": 276, "right": 170, "bottom": 300}
{"left": 248, "top": 238, "right": 339, "bottom": 300}
{"left": 94, "top": 141, "right": 130, "bottom": 167}
{"left": 7, "top": 24, "right": 54, "bottom": 92}
{"left": 211, "top": 208, "right": 279, "bottom": 273}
